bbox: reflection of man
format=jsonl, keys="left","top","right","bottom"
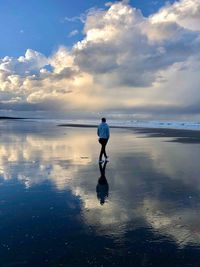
{"left": 96, "top": 161, "right": 109, "bottom": 205}
{"left": 97, "top": 118, "right": 110, "bottom": 163}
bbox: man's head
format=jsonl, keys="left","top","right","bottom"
{"left": 101, "top": 118, "right": 106, "bottom": 123}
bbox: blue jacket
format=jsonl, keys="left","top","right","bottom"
{"left": 97, "top": 122, "right": 110, "bottom": 139}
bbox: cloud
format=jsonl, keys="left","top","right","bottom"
{"left": 63, "top": 15, "right": 85, "bottom": 23}
{"left": 68, "top": 30, "right": 79, "bottom": 37}
{"left": 0, "top": 49, "right": 48, "bottom": 75}
{"left": 151, "top": 0, "right": 200, "bottom": 31}
{"left": 0, "top": 0, "right": 200, "bottom": 118}
{"left": 73, "top": 1, "right": 200, "bottom": 88}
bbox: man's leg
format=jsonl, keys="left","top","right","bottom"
{"left": 103, "top": 144, "right": 107, "bottom": 158}
{"left": 102, "top": 139, "right": 108, "bottom": 158}
{"left": 99, "top": 144, "right": 104, "bottom": 161}
{"left": 99, "top": 139, "right": 108, "bottom": 161}
{"left": 99, "top": 139, "right": 104, "bottom": 161}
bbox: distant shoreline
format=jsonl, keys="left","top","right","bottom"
{"left": 58, "top": 123, "right": 200, "bottom": 131}
{"left": 58, "top": 123, "right": 124, "bottom": 128}
{"left": 0, "top": 116, "right": 26, "bottom": 120}
{"left": 58, "top": 123, "right": 200, "bottom": 143}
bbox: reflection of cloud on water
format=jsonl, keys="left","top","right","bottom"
{"left": 122, "top": 132, "right": 200, "bottom": 191}
{"left": 0, "top": 123, "right": 200, "bottom": 247}
{"left": 142, "top": 198, "right": 200, "bottom": 247}
{"left": 0, "top": 128, "right": 95, "bottom": 189}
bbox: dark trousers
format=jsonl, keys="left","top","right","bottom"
{"left": 99, "top": 138, "right": 108, "bottom": 160}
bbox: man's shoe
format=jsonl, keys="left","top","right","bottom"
{"left": 105, "top": 156, "right": 109, "bottom": 162}
{"left": 99, "top": 160, "right": 104, "bottom": 163}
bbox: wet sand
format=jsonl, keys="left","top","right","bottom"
{"left": 0, "top": 120, "right": 200, "bottom": 267}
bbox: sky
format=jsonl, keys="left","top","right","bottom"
{"left": 0, "top": 0, "right": 200, "bottom": 120}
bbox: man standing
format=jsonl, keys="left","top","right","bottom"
{"left": 97, "top": 118, "right": 110, "bottom": 163}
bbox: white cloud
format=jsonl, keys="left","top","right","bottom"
{"left": 73, "top": 1, "right": 200, "bottom": 89}
{"left": 151, "top": 0, "right": 200, "bottom": 31}
{"left": 0, "top": 0, "right": 200, "bottom": 118}
{"left": 68, "top": 30, "right": 79, "bottom": 37}
{"left": 63, "top": 14, "right": 85, "bottom": 23}
{"left": 0, "top": 49, "right": 48, "bottom": 75}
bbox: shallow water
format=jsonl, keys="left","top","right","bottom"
{"left": 0, "top": 120, "right": 199, "bottom": 266}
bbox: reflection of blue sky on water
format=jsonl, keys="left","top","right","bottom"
{"left": 0, "top": 121, "right": 200, "bottom": 253}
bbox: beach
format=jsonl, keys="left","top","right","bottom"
{"left": 0, "top": 119, "right": 200, "bottom": 266}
